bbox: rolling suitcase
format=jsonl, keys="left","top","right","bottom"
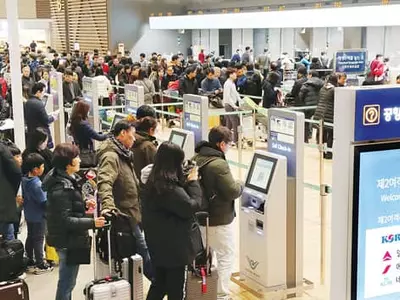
{"left": 186, "top": 213, "right": 218, "bottom": 300}
{"left": 120, "top": 255, "right": 144, "bottom": 300}
{"left": 84, "top": 226, "right": 131, "bottom": 300}
{"left": 0, "top": 279, "right": 29, "bottom": 300}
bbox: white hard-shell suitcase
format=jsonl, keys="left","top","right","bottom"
{"left": 120, "top": 255, "right": 144, "bottom": 300}
{"left": 84, "top": 226, "right": 131, "bottom": 300}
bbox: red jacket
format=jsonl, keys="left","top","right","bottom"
{"left": 0, "top": 78, "right": 7, "bottom": 99}
{"left": 370, "top": 59, "right": 384, "bottom": 78}
{"left": 198, "top": 53, "right": 205, "bottom": 64}
{"left": 102, "top": 63, "right": 109, "bottom": 75}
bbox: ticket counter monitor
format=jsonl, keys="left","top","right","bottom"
{"left": 240, "top": 151, "right": 287, "bottom": 296}
{"left": 111, "top": 113, "right": 127, "bottom": 130}
{"left": 168, "top": 129, "right": 195, "bottom": 159}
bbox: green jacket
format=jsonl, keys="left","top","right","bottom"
{"left": 192, "top": 141, "right": 243, "bottom": 226}
{"left": 97, "top": 138, "right": 141, "bottom": 226}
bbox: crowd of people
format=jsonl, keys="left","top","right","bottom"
{"left": 0, "top": 40, "right": 398, "bottom": 299}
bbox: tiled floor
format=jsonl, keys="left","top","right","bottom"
{"left": 23, "top": 134, "right": 333, "bottom": 299}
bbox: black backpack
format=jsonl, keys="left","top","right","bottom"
{"left": 0, "top": 238, "right": 25, "bottom": 281}
{"left": 197, "top": 157, "right": 218, "bottom": 212}
{"left": 244, "top": 73, "right": 261, "bottom": 97}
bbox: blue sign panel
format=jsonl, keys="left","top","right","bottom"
{"left": 354, "top": 88, "right": 400, "bottom": 142}
{"left": 268, "top": 115, "right": 296, "bottom": 177}
{"left": 335, "top": 50, "right": 367, "bottom": 74}
{"left": 354, "top": 146, "right": 400, "bottom": 300}
{"left": 183, "top": 97, "right": 203, "bottom": 145}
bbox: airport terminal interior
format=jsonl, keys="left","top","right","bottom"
{"left": 2, "top": 0, "right": 400, "bottom": 300}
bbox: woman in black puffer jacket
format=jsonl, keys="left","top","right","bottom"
{"left": 43, "top": 143, "right": 105, "bottom": 300}
{"left": 141, "top": 142, "right": 202, "bottom": 300}
{"left": 313, "top": 74, "right": 338, "bottom": 159}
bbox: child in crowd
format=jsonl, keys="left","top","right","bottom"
{"left": 21, "top": 153, "right": 53, "bottom": 274}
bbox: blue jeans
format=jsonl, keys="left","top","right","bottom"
{"left": 0, "top": 223, "right": 15, "bottom": 241}
{"left": 55, "top": 249, "right": 80, "bottom": 300}
{"left": 25, "top": 221, "right": 45, "bottom": 265}
{"left": 134, "top": 224, "right": 154, "bottom": 281}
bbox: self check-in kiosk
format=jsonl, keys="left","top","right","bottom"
{"left": 168, "top": 128, "right": 195, "bottom": 159}
{"left": 240, "top": 151, "right": 287, "bottom": 295}
{"left": 111, "top": 113, "right": 127, "bottom": 130}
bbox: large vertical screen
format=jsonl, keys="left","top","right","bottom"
{"left": 353, "top": 145, "right": 400, "bottom": 300}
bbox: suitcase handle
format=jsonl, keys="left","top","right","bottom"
{"left": 92, "top": 221, "right": 113, "bottom": 280}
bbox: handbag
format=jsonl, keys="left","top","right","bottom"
{"left": 66, "top": 236, "right": 92, "bottom": 265}
{"left": 0, "top": 238, "right": 25, "bottom": 281}
{"left": 188, "top": 217, "right": 205, "bottom": 264}
{"left": 80, "top": 149, "right": 97, "bottom": 168}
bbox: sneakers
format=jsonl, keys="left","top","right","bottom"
{"left": 34, "top": 263, "right": 54, "bottom": 275}
{"left": 26, "top": 259, "right": 36, "bottom": 273}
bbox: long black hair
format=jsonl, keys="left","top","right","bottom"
{"left": 146, "top": 142, "right": 185, "bottom": 194}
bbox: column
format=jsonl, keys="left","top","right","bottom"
{"left": 366, "top": 27, "right": 384, "bottom": 61}
{"left": 343, "top": 27, "right": 362, "bottom": 49}
{"left": 192, "top": 29, "right": 200, "bottom": 57}
{"left": 327, "top": 27, "right": 344, "bottom": 57}
{"left": 269, "top": 28, "right": 282, "bottom": 61}
{"left": 6, "top": 0, "right": 25, "bottom": 149}
{"left": 384, "top": 26, "right": 400, "bottom": 66}
{"left": 200, "top": 29, "right": 210, "bottom": 53}
{"left": 253, "top": 29, "right": 268, "bottom": 58}
{"left": 242, "top": 28, "right": 254, "bottom": 51}
{"left": 209, "top": 29, "right": 219, "bottom": 57}
{"left": 281, "top": 28, "right": 295, "bottom": 57}
{"left": 232, "top": 28, "right": 242, "bottom": 52}
{"left": 311, "top": 27, "right": 328, "bottom": 57}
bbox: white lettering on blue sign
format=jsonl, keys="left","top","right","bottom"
{"left": 384, "top": 107, "right": 400, "bottom": 122}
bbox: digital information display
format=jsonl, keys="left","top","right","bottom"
{"left": 170, "top": 133, "right": 185, "bottom": 148}
{"left": 353, "top": 146, "right": 400, "bottom": 300}
{"left": 111, "top": 114, "right": 126, "bottom": 129}
{"left": 125, "top": 85, "right": 139, "bottom": 114}
{"left": 249, "top": 158, "right": 274, "bottom": 191}
{"left": 268, "top": 115, "right": 296, "bottom": 177}
{"left": 184, "top": 100, "right": 202, "bottom": 145}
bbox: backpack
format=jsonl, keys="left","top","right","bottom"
{"left": 197, "top": 157, "right": 219, "bottom": 212}
{"left": 244, "top": 73, "right": 261, "bottom": 96}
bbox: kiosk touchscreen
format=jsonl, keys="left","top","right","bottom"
{"left": 240, "top": 151, "right": 287, "bottom": 293}
{"left": 168, "top": 129, "right": 195, "bottom": 159}
{"left": 111, "top": 113, "right": 127, "bottom": 130}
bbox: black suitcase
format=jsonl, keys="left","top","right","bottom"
{"left": 0, "top": 238, "right": 25, "bottom": 281}
{"left": 186, "top": 212, "right": 218, "bottom": 300}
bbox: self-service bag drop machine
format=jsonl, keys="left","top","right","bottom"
{"left": 240, "top": 150, "right": 287, "bottom": 294}
{"left": 168, "top": 128, "right": 195, "bottom": 159}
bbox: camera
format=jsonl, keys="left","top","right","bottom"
{"left": 183, "top": 160, "right": 197, "bottom": 177}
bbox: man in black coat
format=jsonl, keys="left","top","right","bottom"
{"left": 287, "top": 66, "right": 308, "bottom": 106}
{"left": 0, "top": 141, "right": 22, "bottom": 240}
{"left": 62, "top": 69, "right": 82, "bottom": 105}
{"left": 25, "top": 82, "right": 58, "bottom": 149}
{"left": 179, "top": 66, "right": 198, "bottom": 96}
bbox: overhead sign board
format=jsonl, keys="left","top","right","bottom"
{"left": 354, "top": 88, "right": 400, "bottom": 142}
{"left": 335, "top": 49, "right": 367, "bottom": 74}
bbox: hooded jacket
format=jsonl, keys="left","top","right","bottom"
{"left": 299, "top": 77, "right": 324, "bottom": 107}
{"left": 0, "top": 142, "right": 22, "bottom": 223}
{"left": 132, "top": 132, "right": 157, "bottom": 180}
{"left": 192, "top": 141, "right": 243, "bottom": 226}
{"left": 97, "top": 138, "right": 141, "bottom": 227}
{"left": 42, "top": 168, "right": 93, "bottom": 249}
{"left": 140, "top": 164, "right": 203, "bottom": 268}
{"left": 21, "top": 176, "right": 46, "bottom": 223}
{"left": 179, "top": 75, "right": 198, "bottom": 96}
{"left": 314, "top": 83, "right": 336, "bottom": 124}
